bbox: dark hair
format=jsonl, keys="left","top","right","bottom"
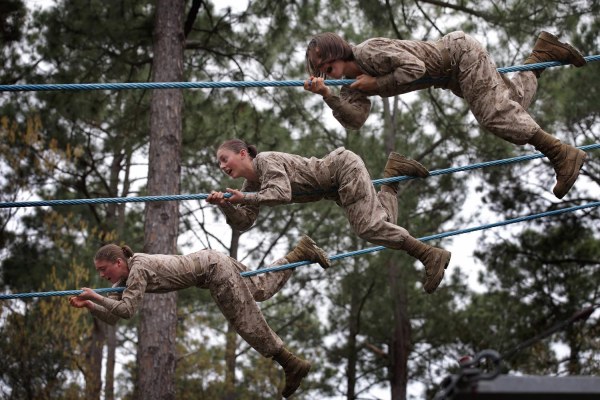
{"left": 218, "top": 139, "right": 258, "bottom": 158}
{"left": 305, "top": 32, "right": 354, "bottom": 77}
{"left": 95, "top": 244, "right": 134, "bottom": 265}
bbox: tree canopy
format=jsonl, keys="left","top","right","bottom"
{"left": 1, "top": 1, "right": 599, "bottom": 399}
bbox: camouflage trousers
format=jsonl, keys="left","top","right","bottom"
{"left": 325, "top": 149, "right": 409, "bottom": 250}
{"left": 195, "top": 251, "right": 293, "bottom": 358}
{"left": 441, "top": 31, "right": 540, "bottom": 144}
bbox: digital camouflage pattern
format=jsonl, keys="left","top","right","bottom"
{"left": 218, "top": 147, "right": 410, "bottom": 250}
{"left": 323, "top": 30, "right": 539, "bottom": 145}
{"left": 89, "top": 251, "right": 293, "bottom": 357}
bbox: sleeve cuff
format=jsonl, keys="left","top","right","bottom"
{"left": 243, "top": 193, "right": 259, "bottom": 204}
{"left": 323, "top": 94, "right": 342, "bottom": 109}
{"left": 218, "top": 202, "right": 237, "bottom": 212}
{"left": 376, "top": 73, "right": 397, "bottom": 92}
{"left": 94, "top": 295, "right": 118, "bottom": 311}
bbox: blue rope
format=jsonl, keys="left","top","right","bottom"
{"left": 0, "top": 287, "right": 124, "bottom": 300}
{"left": 1, "top": 55, "right": 598, "bottom": 92}
{"left": 375, "top": 143, "right": 600, "bottom": 186}
{"left": 1, "top": 200, "right": 598, "bottom": 299}
{"left": 1, "top": 143, "right": 598, "bottom": 209}
{"left": 241, "top": 200, "right": 600, "bottom": 277}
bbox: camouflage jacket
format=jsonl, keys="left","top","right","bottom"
{"left": 217, "top": 148, "right": 347, "bottom": 231}
{"left": 89, "top": 251, "right": 217, "bottom": 324}
{"left": 324, "top": 33, "right": 454, "bottom": 129}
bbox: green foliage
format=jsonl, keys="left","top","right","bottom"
{"left": 1, "top": 0, "right": 599, "bottom": 399}
{"left": 0, "top": 263, "right": 92, "bottom": 399}
{"left": 471, "top": 218, "right": 600, "bottom": 374}
{"left": 0, "top": 0, "right": 25, "bottom": 43}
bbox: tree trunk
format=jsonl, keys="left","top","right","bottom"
{"left": 388, "top": 260, "right": 411, "bottom": 400}
{"left": 346, "top": 284, "right": 360, "bottom": 399}
{"left": 137, "top": 1, "right": 184, "bottom": 399}
{"left": 223, "top": 229, "right": 241, "bottom": 400}
{"left": 383, "top": 97, "right": 411, "bottom": 399}
{"left": 105, "top": 323, "right": 116, "bottom": 400}
{"left": 84, "top": 319, "right": 106, "bottom": 399}
{"left": 223, "top": 324, "right": 238, "bottom": 400}
{"left": 567, "top": 326, "right": 581, "bottom": 375}
{"left": 103, "top": 138, "right": 128, "bottom": 400}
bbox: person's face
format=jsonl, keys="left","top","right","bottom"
{"left": 309, "top": 49, "right": 345, "bottom": 79}
{"left": 217, "top": 147, "right": 249, "bottom": 179}
{"left": 95, "top": 258, "right": 128, "bottom": 284}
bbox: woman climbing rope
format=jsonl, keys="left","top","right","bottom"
{"left": 303, "top": 31, "right": 587, "bottom": 199}
{"left": 69, "top": 236, "right": 330, "bottom": 398}
{"left": 207, "top": 139, "right": 451, "bottom": 294}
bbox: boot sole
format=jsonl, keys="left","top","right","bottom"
{"left": 553, "top": 150, "right": 586, "bottom": 199}
{"left": 424, "top": 251, "right": 451, "bottom": 294}
{"left": 301, "top": 235, "right": 331, "bottom": 269}
{"left": 387, "top": 152, "right": 430, "bottom": 178}
{"left": 282, "top": 362, "right": 311, "bottom": 398}
{"left": 539, "top": 31, "right": 587, "bottom": 67}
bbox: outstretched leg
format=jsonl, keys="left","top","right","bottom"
{"left": 335, "top": 150, "right": 451, "bottom": 293}
{"left": 524, "top": 31, "right": 586, "bottom": 76}
{"left": 454, "top": 34, "right": 586, "bottom": 198}
{"left": 344, "top": 191, "right": 451, "bottom": 293}
{"left": 206, "top": 252, "right": 310, "bottom": 398}
{"left": 273, "top": 348, "right": 311, "bottom": 398}
{"left": 235, "top": 235, "right": 330, "bottom": 302}
{"left": 379, "top": 152, "right": 429, "bottom": 222}
{"left": 527, "top": 129, "right": 587, "bottom": 199}
{"left": 400, "top": 236, "right": 451, "bottom": 293}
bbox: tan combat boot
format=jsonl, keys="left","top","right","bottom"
{"left": 273, "top": 347, "right": 311, "bottom": 398}
{"left": 285, "top": 235, "right": 331, "bottom": 269}
{"left": 528, "top": 129, "right": 586, "bottom": 199}
{"left": 401, "top": 236, "right": 451, "bottom": 294}
{"left": 383, "top": 152, "right": 430, "bottom": 193}
{"left": 524, "top": 31, "right": 586, "bottom": 77}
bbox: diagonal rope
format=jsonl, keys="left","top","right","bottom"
{"left": 0, "top": 287, "right": 124, "bottom": 300}
{"left": 1, "top": 143, "right": 598, "bottom": 209}
{"left": 501, "top": 305, "right": 597, "bottom": 361}
{"left": 0, "top": 56, "right": 598, "bottom": 92}
{"left": 240, "top": 200, "right": 600, "bottom": 277}
{"left": 433, "top": 305, "right": 598, "bottom": 400}
{"left": 374, "top": 143, "right": 600, "bottom": 186}
{"left": 1, "top": 200, "right": 598, "bottom": 299}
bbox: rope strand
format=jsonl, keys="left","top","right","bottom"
{"left": 1, "top": 56, "right": 598, "bottom": 92}
{"left": 1, "top": 143, "right": 598, "bottom": 209}
{"left": 2, "top": 200, "right": 598, "bottom": 300}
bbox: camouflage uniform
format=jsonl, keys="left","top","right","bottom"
{"left": 324, "top": 31, "right": 539, "bottom": 144}
{"left": 218, "top": 147, "right": 407, "bottom": 249}
{"left": 89, "top": 250, "right": 293, "bottom": 357}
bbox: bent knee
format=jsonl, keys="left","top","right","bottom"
{"left": 354, "top": 220, "right": 387, "bottom": 241}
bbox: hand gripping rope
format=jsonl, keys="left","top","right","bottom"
{"left": 0, "top": 56, "right": 598, "bottom": 92}
{"left": 1, "top": 56, "right": 599, "bottom": 299}
{"left": 1, "top": 200, "right": 599, "bottom": 300}
{"left": 1, "top": 144, "right": 599, "bottom": 209}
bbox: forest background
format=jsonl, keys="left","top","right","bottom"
{"left": 1, "top": 0, "right": 599, "bottom": 399}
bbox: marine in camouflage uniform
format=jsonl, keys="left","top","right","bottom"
{"left": 74, "top": 237, "right": 330, "bottom": 398}
{"left": 312, "top": 31, "right": 540, "bottom": 133}
{"left": 214, "top": 146, "right": 451, "bottom": 294}
{"left": 89, "top": 251, "right": 292, "bottom": 355}
{"left": 305, "top": 31, "right": 587, "bottom": 199}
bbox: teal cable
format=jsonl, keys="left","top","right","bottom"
{"left": 1, "top": 200, "right": 598, "bottom": 299}
{"left": 1, "top": 143, "right": 598, "bottom": 209}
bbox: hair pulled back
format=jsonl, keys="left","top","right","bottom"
{"left": 218, "top": 139, "right": 258, "bottom": 158}
{"left": 95, "top": 244, "right": 134, "bottom": 265}
{"left": 305, "top": 32, "right": 354, "bottom": 77}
